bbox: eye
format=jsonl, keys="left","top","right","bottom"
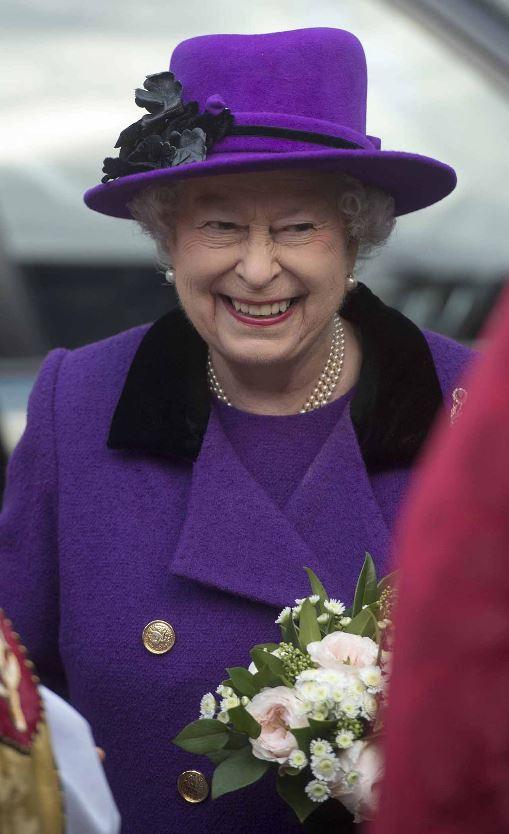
{"left": 282, "top": 223, "right": 315, "bottom": 232}
{"left": 205, "top": 221, "right": 239, "bottom": 230}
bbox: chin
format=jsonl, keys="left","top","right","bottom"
{"left": 219, "top": 342, "right": 294, "bottom": 368}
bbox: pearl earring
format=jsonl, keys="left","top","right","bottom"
{"left": 346, "top": 272, "right": 357, "bottom": 289}
{"left": 164, "top": 267, "right": 175, "bottom": 284}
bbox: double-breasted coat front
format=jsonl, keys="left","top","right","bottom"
{"left": 0, "top": 285, "right": 475, "bottom": 833}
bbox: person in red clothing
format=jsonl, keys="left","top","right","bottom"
{"left": 372, "top": 284, "right": 509, "bottom": 834}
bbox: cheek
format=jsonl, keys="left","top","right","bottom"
{"left": 174, "top": 271, "right": 220, "bottom": 342}
{"left": 176, "top": 271, "right": 211, "bottom": 301}
{"left": 289, "top": 240, "right": 347, "bottom": 294}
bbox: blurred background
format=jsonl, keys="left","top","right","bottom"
{"left": 1, "top": 0, "right": 509, "bottom": 501}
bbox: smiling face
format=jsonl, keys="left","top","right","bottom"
{"left": 169, "top": 169, "right": 358, "bottom": 374}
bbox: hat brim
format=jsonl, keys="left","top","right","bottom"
{"left": 83, "top": 148, "right": 456, "bottom": 219}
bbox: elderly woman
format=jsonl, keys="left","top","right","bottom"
{"left": 0, "top": 26, "right": 474, "bottom": 834}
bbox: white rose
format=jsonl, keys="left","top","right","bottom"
{"left": 246, "top": 686, "right": 309, "bottom": 764}
{"left": 307, "top": 632, "right": 378, "bottom": 670}
{"left": 331, "top": 740, "right": 383, "bottom": 822}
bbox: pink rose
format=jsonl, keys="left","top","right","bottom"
{"left": 246, "top": 686, "right": 309, "bottom": 764}
{"left": 307, "top": 631, "right": 378, "bottom": 670}
{"left": 331, "top": 740, "right": 383, "bottom": 822}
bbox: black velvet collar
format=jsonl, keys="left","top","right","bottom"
{"left": 106, "top": 283, "right": 443, "bottom": 471}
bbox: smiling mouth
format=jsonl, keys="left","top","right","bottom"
{"left": 221, "top": 295, "right": 301, "bottom": 318}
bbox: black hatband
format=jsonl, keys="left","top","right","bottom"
{"left": 228, "top": 125, "right": 362, "bottom": 150}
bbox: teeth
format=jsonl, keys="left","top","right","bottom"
{"left": 231, "top": 298, "right": 292, "bottom": 316}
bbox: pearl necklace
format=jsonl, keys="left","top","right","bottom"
{"left": 206, "top": 313, "right": 345, "bottom": 414}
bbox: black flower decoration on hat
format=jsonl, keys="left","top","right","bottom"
{"left": 101, "top": 71, "right": 234, "bottom": 183}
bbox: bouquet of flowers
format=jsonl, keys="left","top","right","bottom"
{"left": 173, "top": 555, "right": 396, "bottom": 824}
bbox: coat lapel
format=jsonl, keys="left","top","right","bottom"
{"left": 107, "top": 283, "right": 443, "bottom": 470}
{"left": 106, "top": 282, "right": 444, "bottom": 608}
{"left": 170, "top": 405, "right": 316, "bottom": 609}
{"left": 170, "top": 402, "right": 390, "bottom": 609}
{"left": 284, "top": 406, "right": 391, "bottom": 597}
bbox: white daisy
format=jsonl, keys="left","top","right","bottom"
{"left": 335, "top": 730, "right": 355, "bottom": 749}
{"left": 311, "top": 753, "right": 340, "bottom": 781}
{"left": 361, "top": 693, "right": 378, "bottom": 720}
{"left": 199, "top": 692, "right": 216, "bottom": 719}
{"left": 288, "top": 749, "right": 308, "bottom": 769}
{"left": 324, "top": 598, "right": 346, "bottom": 615}
{"left": 310, "top": 739, "right": 333, "bottom": 757}
{"left": 221, "top": 694, "right": 240, "bottom": 711}
{"left": 344, "top": 769, "right": 361, "bottom": 788}
{"left": 297, "top": 680, "right": 322, "bottom": 702}
{"left": 296, "top": 668, "right": 319, "bottom": 683}
{"left": 311, "top": 708, "right": 329, "bottom": 722}
{"left": 359, "top": 665, "right": 383, "bottom": 693}
{"left": 275, "top": 606, "right": 292, "bottom": 625}
{"left": 304, "top": 780, "right": 331, "bottom": 803}
{"left": 341, "top": 700, "right": 361, "bottom": 719}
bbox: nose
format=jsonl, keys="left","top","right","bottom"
{"left": 234, "top": 231, "right": 282, "bottom": 291}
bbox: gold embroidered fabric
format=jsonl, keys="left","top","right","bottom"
{"left": 0, "top": 610, "right": 64, "bottom": 834}
{"left": 0, "top": 725, "right": 64, "bottom": 834}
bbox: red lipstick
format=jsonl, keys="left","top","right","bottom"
{"left": 220, "top": 295, "right": 298, "bottom": 327}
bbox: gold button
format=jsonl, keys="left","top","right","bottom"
{"left": 177, "top": 770, "right": 209, "bottom": 803}
{"left": 142, "top": 620, "right": 176, "bottom": 655}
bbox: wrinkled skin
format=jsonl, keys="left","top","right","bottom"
{"left": 169, "top": 169, "right": 361, "bottom": 414}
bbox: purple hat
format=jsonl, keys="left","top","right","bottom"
{"left": 83, "top": 27, "right": 456, "bottom": 218}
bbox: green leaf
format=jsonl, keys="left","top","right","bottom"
{"left": 277, "top": 770, "right": 316, "bottom": 823}
{"left": 298, "top": 598, "right": 322, "bottom": 650}
{"left": 225, "top": 731, "right": 249, "bottom": 750}
{"left": 252, "top": 666, "right": 280, "bottom": 690}
{"left": 205, "top": 729, "right": 249, "bottom": 762}
{"left": 172, "top": 719, "right": 229, "bottom": 755}
{"left": 280, "top": 615, "right": 300, "bottom": 648}
{"left": 250, "top": 648, "right": 291, "bottom": 686}
{"left": 352, "top": 553, "right": 378, "bottom": 617}
{"left": 250, "top": 647, "right": 276, "bottom": 668}
{"left": 346, "top": 607, "right": 378, "bottom": 639}
{"left": 308, "top": 717, "right": 338, "bottom": 736}
{"left": 291, "top": 726, "right": 315, "bottom": 753}
{"left": 227, "top": 705, "right": 260, "bottom": 738}
{"left": 211, "top": 745, "right": 271, "bottom": 799}
{"left": 304, "top": 567, "right": 329, "bottom": 605}
{"left": 206, "top": 749, "right": 232, "bottom": 765}
{"left": 251, "top": 642, "right": 279, "bottom": 653}
{"left": 226, "top": 667, "right": 258, "bottom": 698}
{"left": 377, "top": 570, "right": 399, "bottom": 595}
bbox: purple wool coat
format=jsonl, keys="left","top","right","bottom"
{"left": 0, "top": 285, "right": 475, "bottom": 833}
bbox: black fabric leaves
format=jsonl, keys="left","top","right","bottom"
{"left": 134, "top": 71, "right": 184, "bottom": 127}
{"left": 101, "top": 71, "right": 233, "bottom": 183}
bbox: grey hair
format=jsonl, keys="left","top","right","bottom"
{"left": 127, "top": 172, "right": 396, "bottom": 275}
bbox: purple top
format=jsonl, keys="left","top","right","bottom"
{"left": 215, "top": 389, "right": 355, "bottom": 508}
{"left": 0, "top": 320, "right": 476, "bottom": 834}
